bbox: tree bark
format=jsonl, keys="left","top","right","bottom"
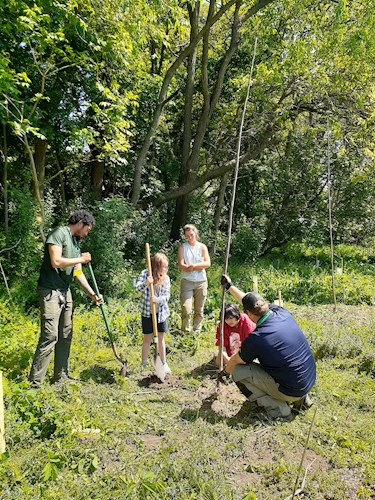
{"left": 131, "top": 0, "right": 272, "bottom": 204}
{"left": 142, "top": 123, "right": 276, "bottom": 209}
{"left": 55, "top": 153, "right": 66, "bottom": 212}
{"left": 1, "top": 124, "right": 8, "bottom": 237}
{"left": 169, "top": 2, "right": 200, "bottom": 241}
{"left": 169, "top": 0, "right": 240, "bottom": 239}
{"left": 90, "top": 149, "right": 105, "bottom": 201}
{"left": 186, "top": 1, "right": 240, "bottom": 177}
{"left": 24, "top": 134, "right": 45, "bottom": 242}
{"left": 33, "top": 138, "right": 48, "bottom": 200}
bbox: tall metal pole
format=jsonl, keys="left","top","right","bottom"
{"left": 0, "top": 371, "right": 5, "bottom": 454}
{"left": 219, "top": 38, "right": 258, "bottom": 371}
{"left": 327, "top": 124, "right": 337, "bottom": 312}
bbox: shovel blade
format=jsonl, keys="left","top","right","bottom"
{"left": 152, "top": 355, "right": 166, "bottom": 382}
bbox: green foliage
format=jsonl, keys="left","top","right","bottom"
{"left": 219, "top": 242, "right": 375, "bottom": 306}
{"left": 42, "top": 451, "right": 65, "bottom": 482}
{"left": 271, "top": 242, "right": 375, "bottom": 267}
{"left": 1, "top": 0, "right": 375, "bottom": 256}
{"left": 230, "top": 215, "right": 266, "bottom": 262}
{"left": 11, "top": 384, "right": 58, "bottom": 439}
{"left": 0, "top": 300, "right": 37, "bottom": 378}
{"left": 1, "top": 293, "right": 375, "bottom": 498}
{"left": 1, "top": 0, "right": 375, "bottom": 494}
{"left": 81, "top": 197, "right": 179, "bottom": 298}
{"left": 1, "top": 188, "right": 41, "bottom": 289}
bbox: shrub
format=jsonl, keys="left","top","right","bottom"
{"left": 230, "top": 215, "right": 265, "bottom": 262}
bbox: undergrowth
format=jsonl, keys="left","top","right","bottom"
{"left": 0, "top": 251, "right": 374, "bottom": 499}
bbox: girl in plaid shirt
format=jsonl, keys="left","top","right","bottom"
{"left": 135, "top": 252, "right": 171, "bottom": 374}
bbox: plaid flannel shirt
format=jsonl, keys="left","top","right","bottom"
{"left": 135, "top": 269, "right": 170, "bottom": 323}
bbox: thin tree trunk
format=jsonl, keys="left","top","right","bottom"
{"left": 131, "top": 0, "right": 240, "bottom": 205}
{"left": 186, "top": 1, "right": 240, "bottom": 176}
{"left": 170, "top": 0, "right": 240, "bottom": 239}
{"left": 2, "top": 124, "right": 8, "bottom": 237}
{"left": 169, "top": 195, "right": 189, "bottom": 241}
{"left": 24, "top": 134, "right": 45, "bottom": 242}
{"left": 182, "top": 2, "right": 200, "bottom": 168}
{"left": 55, "top": 153, "right": 66, "bottom": 213}
{"left": 90, "top": 157, "right": 105, "bottom": 201}
{"left": 34, "top": 138, "right": 48, "bottom": 200}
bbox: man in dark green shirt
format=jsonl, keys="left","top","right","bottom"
{"left": 29, "top": 209, "right": 102, "bottom": 388}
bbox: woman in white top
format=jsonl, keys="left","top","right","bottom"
{"left": 178, "top": 224, "right": 211, "bottom": 333}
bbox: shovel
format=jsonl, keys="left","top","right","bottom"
{"left": 88, "top": 262, "right": 127, "bottom": 377}
{"left": 145, "top": 243, "right": 166, "bottom": 382}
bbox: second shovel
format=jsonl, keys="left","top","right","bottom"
{"left": 145, "top": 243, "right": 166, "bottom": 382}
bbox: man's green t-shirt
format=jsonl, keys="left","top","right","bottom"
{"left": 38, "top": 226, "right": 81, "bottom": 290}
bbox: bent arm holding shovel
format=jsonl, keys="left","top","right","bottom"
{"left": 74, "top": 263, "right": 103, "bottom": 305}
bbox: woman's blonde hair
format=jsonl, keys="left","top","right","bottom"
{"left": 183, "top": 224, "right": 200, "bottom": 240}
{"left": 151, "top": 253, "right": 169, "bottom": 284}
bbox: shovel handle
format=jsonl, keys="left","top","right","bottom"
{"left": 145, "top": 243, "right": 158, "bottom": 338}
{"left": 87, "top": 262, "right": 113, "bottom": 343}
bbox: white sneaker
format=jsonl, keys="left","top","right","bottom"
{"left": 164, "top": 363, "right": 172, "bottom": 375}
{"left": 140, "top": 361, "right": 149, "bottom": 375}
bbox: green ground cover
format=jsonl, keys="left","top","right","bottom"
{"left": 1, "top": 257, "right": 375, "bottom": 499}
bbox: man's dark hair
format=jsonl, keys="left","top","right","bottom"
{"left": 242, "top": 292, "right": 268, "bottom": 316}
{"left": 68, "top": 209, "right": 95, "bottom": 227}
{"left": 224, "top": 303, "right": 241, "bottom": 320}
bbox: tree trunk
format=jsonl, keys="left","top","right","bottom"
{"left": 33, "top": 138, "right": 48, "bottom": 200}
{"left": 55, "top": 153, "right": 66, "bottom": 213}
{"left": 169, "top": 194, "right": 189, "bottom": 241}
{"left": 186, "top": 0, "right": 240, "bottom": 177}
{"left": 169, "top": 0, "right": 241, "bottom": 239}
{"left": 1, "top": 124, "right": 8, "bottom": 237}
{"left": 90, "top": 148, "right": 105, "bottom": 201}
{"left": 130, "top": 0, "right": 242, "bottom": 205}
{"left": 169, "top": 2, "right": 200, "bottom": 241}
{"left": 182, "top": 2, "right": 199, "bottom": 168}
{"left": 24, "top": 134, "right": 45, "bottom": 242}
{"left": 130, "top": 0, "right": 276, "bottom": 205}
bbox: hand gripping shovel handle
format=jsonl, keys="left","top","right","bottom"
{"left": 145, "top": 244, "right": 158, "bottom": 339}
{"left": 87, "top": 262, "right": 127, "bottom": 371}
{"left": 145, "top": 243, "right": 166, "bottom": 382}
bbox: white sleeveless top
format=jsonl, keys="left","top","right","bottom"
{"left": 181, "top": 242, "right": 207, "bottom": 282}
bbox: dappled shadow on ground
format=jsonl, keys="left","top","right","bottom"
{"left": 187, "top": 356, "right": 218, "bottom": 380}
{"left": 137, "top": 374, "right": 183, "bottom": 389}
{"left": 79, "top": 364, "right": 116, "bottom": 384}
{"left": 180, "top": 378, "right": 296, "bottom": 428}
{"left": 138, "top": 374, "right": 164, "bottom": 387}
{"left": 180, "top": 393, "right": 270, "bottom": 428}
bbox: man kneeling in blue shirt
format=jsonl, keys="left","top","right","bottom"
{"left": 221, "top": 274, "right": 316, "bottom": 421}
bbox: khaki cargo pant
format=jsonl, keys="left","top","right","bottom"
{"left": 29, "top": 287, "right": 73, "bottom": 387}
{"left": 233, "top": 362, "right": 303, "bottom": 419}
{"left": 180, "top": 279, "right": 207, "bottom": 333}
